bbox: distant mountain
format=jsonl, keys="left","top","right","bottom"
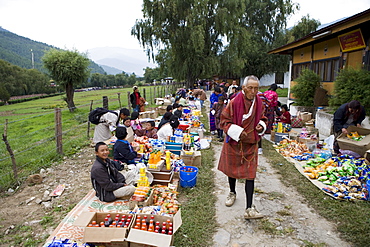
{"left": 0, "top": 27, "right": 105, "bottom": 74}
{"left": 99, "top": 64, "right": 123, "bottom": 75}
{"left": 87, "top": 47, "right": 156, "bottom": 76}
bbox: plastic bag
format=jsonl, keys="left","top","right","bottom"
{"left": 200, "top": 139, "right": 210, "bottom": 149}
{"left": 324, "top": 135, "right": 334, "bottom": 150}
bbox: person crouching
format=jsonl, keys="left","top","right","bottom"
{"left": 91, "top": 142, "right": 136, "bottom": 202}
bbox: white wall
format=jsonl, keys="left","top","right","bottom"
{"left": 259, "top": 74, "right": 275, "bottom": 87}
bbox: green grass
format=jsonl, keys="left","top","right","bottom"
{"left": 258, "top": 87, "right": 288, "bottom": 98}
{"left": 174, "top": 108, "right": 217, "bottom": 247}
{"left": 263, "top": 139, "right": 370, "bottom": 247}
{"left": 0, "top": 85, "right": 178, "bottom": 191}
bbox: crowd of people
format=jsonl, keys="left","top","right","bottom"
{"left": 90, "top": 79, "right": 367, "bottom": 221}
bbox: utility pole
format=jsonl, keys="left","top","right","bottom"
{"left": 30, "top": 49, "right": 35, "bottom": 69}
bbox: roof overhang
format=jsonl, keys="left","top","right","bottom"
{"left": 268, "top": 8, "right": 370, "bottom": 55}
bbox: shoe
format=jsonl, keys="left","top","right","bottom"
{"left": 244, "top": 206, "right": 264, "bottom": 219}
{"left": 258, "top": 148, "right": 263, "bottom": 155}
{"left": 225, "top": 192, "right": 236, "bottom": 207}
{"left": 218, "top": 137, "right": 224, "bottom": 142}
{"left": 211, "top": 131, "right": 215, "bottom": 135}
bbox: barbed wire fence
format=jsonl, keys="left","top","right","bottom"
{"left": 0, "top": 83, "right": 183, "bottom": 192}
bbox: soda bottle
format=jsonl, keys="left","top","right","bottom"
{"left": 114, "top": 216, "right": 120, "bottom": 225}
{"left": 106, "top": 214, "right": 113, "bottom": 225}
{"left": 166, "top": 219, "right": 171, "bottom": 229}
{"left": 141, "top": 219, "right": 147, "bottom": 231}
{"left": 104, "top": 217, "right": 110, "bottom": 227}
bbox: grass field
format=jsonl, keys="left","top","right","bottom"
{"left": 0, "top": 85, "right": 178, "bottom": 191}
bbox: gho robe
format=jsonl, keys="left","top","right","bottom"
{"left": 217, "top": 92, "right": 267, "bottom": 179}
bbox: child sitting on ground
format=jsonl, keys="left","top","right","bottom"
{"left": 130, "top": 111, "right": 142, "bottom": 131}
{"left": 280, "top": 104, "right": 291, "bottom": 124}
{"left": 135, "top": 121, "right": 158, "bottom": 139}
{"left": 173, "top": 103, "right": 183, "bottom": 119}
{"left": 114, "top": 127, "right": 139, "bottom": 164}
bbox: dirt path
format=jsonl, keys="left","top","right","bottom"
{"left": 0, "top": 148, "right": 95, "bottom": 246}
{"left": 211, "top": 142, "right": 351, "bottom": 247}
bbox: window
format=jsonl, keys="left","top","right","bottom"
{"left": 312, "top": 57, "right": 340, "bottom": 82}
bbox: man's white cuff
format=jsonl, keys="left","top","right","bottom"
{"left": 258, "top": 120, "right": 266, "bottom": 135}
{"left": 228, "top": 124, "right": 244, "bottom": 142}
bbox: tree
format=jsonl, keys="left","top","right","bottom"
{"left": 291, "top": 69, "right": 321, "bottom": 106}
{"left": 0, "top": 84, "right": 10, "bottom": 103}
{"left": 143, "top": 67, "right": 163, "bottom": 84}
{"left": 132, "top": 0, "right": 297, "bottom": 87}
{"left": 42, "top": 49, "right": 90, "bottom": 112}
{"left": 287, "top": 14, "right": 321, "bottom": 43}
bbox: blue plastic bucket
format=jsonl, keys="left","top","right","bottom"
{"left": 179, "top": 166, "right": 198, "bottom": 188}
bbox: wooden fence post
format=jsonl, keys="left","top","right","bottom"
{"left": 127, "top": 92, "right": 131, "bottom": 112}
{"left": 87, "top": 100, "right": 93, "bottom": 138}
{"left": 117, "top": 93, "right": 121, "bottom": 108}
{"left": 143, "top": 88, "right": 146, "bottom": 100}
{"left": 153, "top": 87, "right": 156, "bottom": 104}
{"left": 103, "top": 96, "right": 108, "bottom": 109}
{"left": 55, "top": 108, "right": 63, "bottom": 155}
{"left": 2, "top": 119, "right": 17, "bottom": 180}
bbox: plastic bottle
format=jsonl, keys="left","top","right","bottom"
{"left": 106, "top": 214, "right": 113, "bottom": 225}
{"left": 104, "top": 217, "right": 110, "bottom": 227}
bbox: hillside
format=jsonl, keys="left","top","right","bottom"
{"left": 0, "top": 27, "right": 105, "bottom": 74}
{"left": 87, "top": 47, "right": 156, "bottom": 76}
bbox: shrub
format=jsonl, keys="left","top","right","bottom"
{"left": 291, "top": 69, "right": 321, "bottom": 106}
{"left": 329, "top": 68, "right": 370, "bottom": 109}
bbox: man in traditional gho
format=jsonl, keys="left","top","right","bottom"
{"left": 218, "top": 75, "right": 267, "bottom": 219}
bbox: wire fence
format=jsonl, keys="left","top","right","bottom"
{"left": 0, "top": 83, "right": 183, "bottom": 192}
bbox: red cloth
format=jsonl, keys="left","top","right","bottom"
{"left": 135, "top": 92, "right": 140, "bottom": 105}
{"left": 230, "top": 92, "right": 263, "bottom": 144}
{"left": 218, "top": 93, "right": 267, "bottom": 179}
{"left": 280, "top": 111, "right": 291, "bottom": 124}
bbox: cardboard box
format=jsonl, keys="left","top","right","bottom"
{"left": 364, "top": 150, "right": 370, "bottom": 163}
{"left": 127, "top": 210, "right": 182, "bottom": 247}
{"left": 180, "top": 150, "right": 201, "bottom": 167}
{"left": 289, "top": 130, "right": 299, "bottom": 141}
{"left": 157, "top": 106, "right": 167, "bottom": 115}
{"left": 270, "top": 131, "right": 275, "bottom": 142}
{"left": 193, "top": 151, "right": 201, "bottom": 167}
{"left": 337, "top": 126, "right": 370, "bottom": 157}
{"left": 73, "top": 212, "right": 133, "bottom": 246}
{"left": 150, "top": 170, "right": 173, "bottom": 181}
{"left": 129, "top": 189, "right": 154, "bottom": 210}
{"left": 152, "top": 172, "right": 174, "bottom": 186}
{"left": 299, "top": 112, "right": 312, "bottom": 122}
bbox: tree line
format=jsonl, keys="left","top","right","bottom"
{"left": 131, "top": 1, "right": 321, "bottom": 88}
{"left": 0, "top": 59, "right": 57, "bottom": 102}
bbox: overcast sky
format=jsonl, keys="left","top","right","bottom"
{"left": 0, "top": 0, "right": 369, "bottom": 52}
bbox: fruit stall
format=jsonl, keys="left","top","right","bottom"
{"left": 44, "top": 106, "right": 209, "bottom": 247}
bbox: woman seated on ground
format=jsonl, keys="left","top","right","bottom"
{"left": 91, "top": 142, "right": 136, "bottom": 202}
{"left": 157, "top": 115, "right": 180, "bottom": 141}
{"left": 114, "top": 127, "right": 140, "bottom": 164}
{"left": 122, "top": 117, "right": 135, "bottom": 143}
{"left": 135, "top": 121, "right": 158, "bottom": 139}
{"left": 158, "top": 111, "right": 173, "bottom": 130}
